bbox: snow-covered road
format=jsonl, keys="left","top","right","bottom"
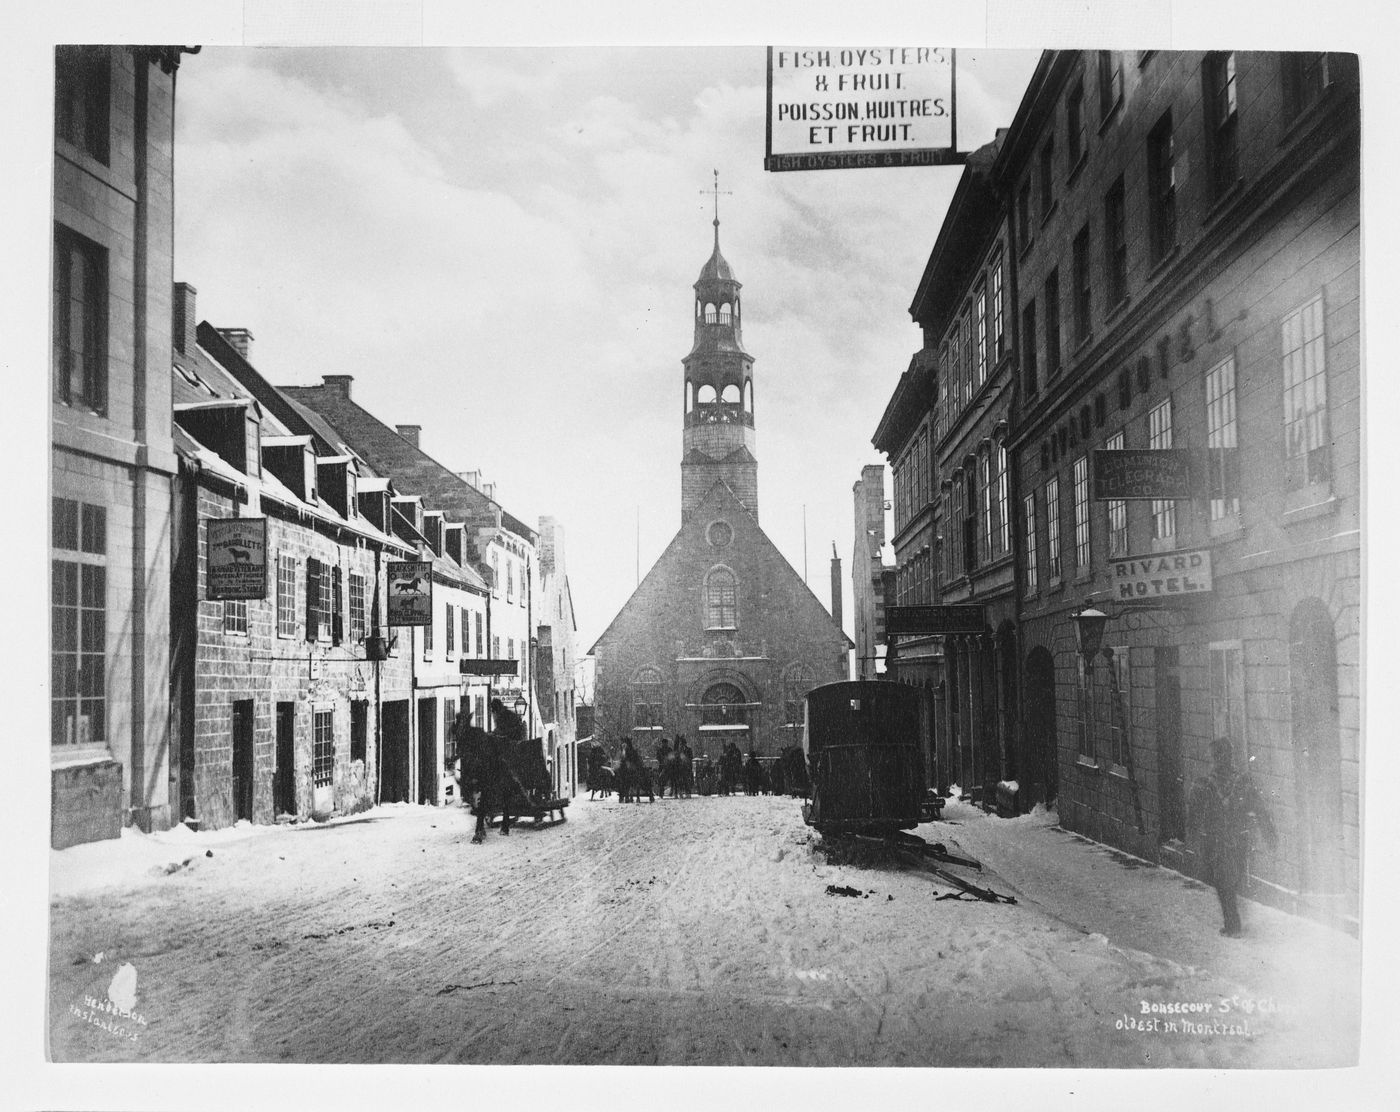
{"left": 47, "top": 793, "right": 1354, "bottom": 1066}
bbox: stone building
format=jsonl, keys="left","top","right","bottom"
{"left": 50, "top": 46, "right": 194, "bottom": 846}
{"left": 850, "top": 464, "right": 892, "bottom": 681}
{"left": 536, "top": 516, "right": 580, "bottom": 798}
{"left": 997, "top": 50, "right": 1360, "bottom": 926}
{"left": 591, "top": 216, "right": 850, "bottom": 760}
{"left": 169, "top": 294, "right": 419, "bottom": 827}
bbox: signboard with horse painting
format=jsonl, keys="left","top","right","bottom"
{"left": 387, "top": 560, "right": 433, "bottom": 626}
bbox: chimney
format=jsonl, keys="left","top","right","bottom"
{"left": 458, "top": 470, "right": 482, "bottom": 490}
{"left": 396, "top": 424, "right": 421, "bottom": 449}
{"left": 830, "top": 544, "right": 844, "bottom": 631}
{"left": 217, "top": 327, "right": 254, "bottom": 361}
{"left": 172, "top": 282, "right": 198, "bottom": 356}
{"left": 322, "top": 374, "right": 353, "bottom": 398}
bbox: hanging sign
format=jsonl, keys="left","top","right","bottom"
{"left": 885, "top": 604, "right": 983, "bottom": 636}
{"left": 1093, "top": 449, "right": 1193, "bottom": 500}
{"left": 765, "top": 47, "right": 961, "bottom": 171}
{"left": 206, "top": 517, "right": 267, "bottom": 600}
{"left": 459, "top": 658, "right": 519, "bottom": 676}
{"left": 1111, "top": 549, "right": 1214, "bottom": 601}
{"left": 386, "top": 560, "right": 433, "bottom": 626}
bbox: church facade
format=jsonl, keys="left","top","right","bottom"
{"left": 590, "top": 215, "right": 850, "bottom": 761}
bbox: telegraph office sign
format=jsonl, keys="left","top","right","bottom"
{"left": 885, "top": 604, "right": 984, "bottom": 636}
{"left": 206, "top": 517, "right": 267, "bottom": 600}
{"left": 765, "top": 47, "right": 959, "bottom": 171}
{"left": 386, "top": 560, "right": 433, "bottom": 626}
{"left": 1093, "top": 449, "right": 1192, "bottom": 500}
{"left": 1111, "top": 549, "right": 1213, "bottom": 601}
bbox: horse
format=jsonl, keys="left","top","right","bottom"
{"left": 453, "top": 713, "right": 515, "bottom": 842}
{"left": 588, "top": 765, "right": 616, "bottom": 800}
{"left": 779, "top": 745, "right": 809, "bottom": 797}
{"left": 617, "top": 757, "right": 655, "bottom": 804}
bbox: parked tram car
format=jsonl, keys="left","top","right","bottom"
{"left": 801, "top": 680, "right": 925, "bottom": 835}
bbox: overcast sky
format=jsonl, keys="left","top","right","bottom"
{"left": 172, "top": 46, "right": 1039, "bottom": 648}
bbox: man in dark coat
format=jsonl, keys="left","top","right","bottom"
{"left": 455, "top": 709, "right": 508, "bottom": 844}
{"left": 1191, "top": 736, "right": 1277, "bottom": 937}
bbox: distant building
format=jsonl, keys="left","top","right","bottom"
{"left": 591, "top": 214, "right": 850, "bottom": 761}
{"left": 850, "top": 464, "right": 892, "bottom": 680}
{"left": 536, "top": 516, "right": 580, "bottom": 798}
{"left": 50, "top": 46, "right": 194, "bottom": 846}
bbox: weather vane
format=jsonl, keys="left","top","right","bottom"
{"left": 701, "top": 168, "right": 732, "bottom": 232}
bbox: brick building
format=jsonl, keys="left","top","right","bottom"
{"left": 997, "top": 50, "right": 1360, "bottom": 925}
{"left": 169, "top": 292, "right": 419, "bottom": 827}
{"left": 591, "top": 218, "right": 850, "bottom": 759}
{"left": 50, "top": 46, "right": 194, "bottom": 846}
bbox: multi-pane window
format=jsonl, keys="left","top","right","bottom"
{"left": 979, "top": 451, "right": 993, "bottom": 564}
{"left": 313, "top": 710, "right": 334, "bottom": 788}
{"left": 507, "top": 637, "right": 515, "bottom": 660}
{"left": 1105, "top": 432, "right": 1129, "bottom": 557}
{"left": 995, "top": 443, "right": 1010, "bottom": 556}
{"left": 1205, "top": 52, "right": 1239, "bottom": 199}
{"left": 1067, "top": 77, "right": 1085, "bottom": 166}
{"left": 1023, "top": 492, "right": 1039, "bottom": 594}
{"left": 990, "top": 258, "right": 1005, "bottom": 358}
{"left": 1205, "top": 355, "right": 1240, "bottom": 519}
{"left": 445, "top": 592, "right": 455, "bottom": 654}
{"left": 349, "top": 572, "right": 367, "bottom": 641}
{"left": 1022, "top": 300, "right": 1038, "bottom": 395}
{"left": 961, "top": 313, "right": 973, "bottom": 408}
{"left": 476, "top": 611, "right": 485, "bottom": 655}
{"left": 706, "top": 567, "right": 737, "bottom": 628}
{"left": 1105, "top": 645, "right": 1131, "bottom": 767}
{"left": 52, "top": 498, "right": 106, "bottom": 748}
{"left": 1105, "top": 176, "right": 1127, "bottom": 307}
{"left": 1044, "top": 269, "right": 1062, "bottom": 378}
{"left": 1077, "top": 653, "right": 1094, "bottom": 759}
{"left": 1039, "top": 138, "right": 1055, "bottom": 217}
{"left": 53, "top": 225, "right": 107, "bottom": 414}
{"left": 223, "top": 598, "right": 248, "bottom": 634}
{"left": 506, "top": 560, "right": 515, "bottom": 603}
{"left": 1208, "top": 642, "right": 1246, "bottom": 751}
{"left": 1147, "top": 113, "right": 1177, "bottom": 264}
{"left": 1045, "top": 475, "right": 1062, "bottom": 580}
{"left": 1282, "top": 294, "right": 1329, "bottom": 487}
{"left": 54, "top": 46, "right": 110, "bottom": 164}
{"left": 277, "top": 553, "right": 297, "bottom": 637}
{"left": 1149, "top": 398, "right": 1176, "bottom": 540}
{"left": 1098, "top": 50, "right": 1123, "bottom": 121}
{"left": 423, "top": 598, "right": 433, "bottom": 654}
{"left": 962, "top": 469, "right": 979, "bottom": 573}
{"left": 633, "top": 666, "right": 663, "bottom": 728}
{"left": 492, "top": 634, "right": 500, "bottom": 658}
{"left": 490, "top": 552, "right": 500, "bottom": 598}
{"left": 975, "top": 288, "right": 988, "bottom": 387}
{"left": 1072, "top": 456, "right": 1091, "bottom": 570}
{"left": 1072, "top": 225, "right": 1092, "bottom": 346}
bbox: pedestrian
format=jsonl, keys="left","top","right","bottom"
{"left": 1190, "top": 736, "right": 1277, "bottom": 937}
{"left": 677, "top": 736, "right": 694, "bottom": 797}
{"left": 656, "top": 737, "right": 672, "bottom": 796}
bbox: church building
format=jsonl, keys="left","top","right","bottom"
{"left": 590, "top": 204, "right": 850, "bottom": 761}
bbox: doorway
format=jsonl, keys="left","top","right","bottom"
{"left": 274, "top": 701, "right": 296, "bottom": 817}
{"left": 380, "top": 699, "right": 411, "bottom": 803}
{"left": 417, "top": 697, "right": 438, "bottom": 805}
{"left": 232, "top": 699, "right": 255, "bottom": 823}
{"left": 1154, "top": 647, "right": 1184, "bottom": 842}
{"left": 1024, "top": 647, "right": 1058, "bottom": 806}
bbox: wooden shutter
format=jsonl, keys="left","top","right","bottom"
{"left": 306, "top": 558, "right": 321, "bottom": 641}
{"left": 331, "top": 563, "right": 343, "bottom": 645}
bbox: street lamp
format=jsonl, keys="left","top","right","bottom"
{"left": 513, "top": 695, "right": 529, "bottom": 733}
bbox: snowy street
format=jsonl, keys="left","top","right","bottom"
{"left": 47, "top": 793, "right": 1358, "bottom": 1067}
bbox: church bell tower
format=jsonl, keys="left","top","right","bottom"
{"left": 681, "top": 172, "right": 758, "bottom": 523}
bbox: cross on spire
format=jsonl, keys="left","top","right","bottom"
{"left": 701, "top": 168, "right": 731, "bottom": 247}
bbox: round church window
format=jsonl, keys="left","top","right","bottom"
{"left": 707, "top": 520, "right": 733, "bottom": 548}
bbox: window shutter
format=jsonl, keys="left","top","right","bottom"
{"left": 331, "top": 563, "right": 343, "bottom": 645}
{"left": 306, "top": 558, "right": 321, "bottom": 642}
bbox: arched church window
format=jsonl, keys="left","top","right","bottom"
{"left": 721, "top": 383, "right": 741, "bottom": 404}
{"left": 705, "top": 303, "right": 718, "bottom": 324}
{"left": 697, "top": 384, "right": 717, "bottom": 404}
{"left": 719, "top": 301, "right": 732, "bottom": 325}
{"left": 705, "top": 566, "right": 738, "bottom": 629}
{"left": 632, "top": 666, "right": 663, "bottom": 730}
{"left": 744, "top": 380, "right": 753, "bottom": 413}
{"left": 700, "top": 682, "right": 747, "bottom": 727}
{"left": 685, "top": 380, "right": 694, "bottom": 413}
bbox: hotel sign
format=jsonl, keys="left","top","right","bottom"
{"left": 206, "top": 517, "right": 267, "bottom": 600}
{"left": 885, "top": 604, "right": 984, "bottom": 636}
{"left": 1093, "top": 449, "right": 1193, "bottom": 500}
{"left": 386, "top": 560, "right": 433, "bottom": 626}
{"left": 765, "top": 47, "right": 959, "bottom": 172}
{"left": 1111, "top": 549, "right": 1214, "bottom": 601}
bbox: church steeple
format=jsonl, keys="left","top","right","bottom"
{"left": 682, "top": 172, "right": 758, "bottom": 523}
